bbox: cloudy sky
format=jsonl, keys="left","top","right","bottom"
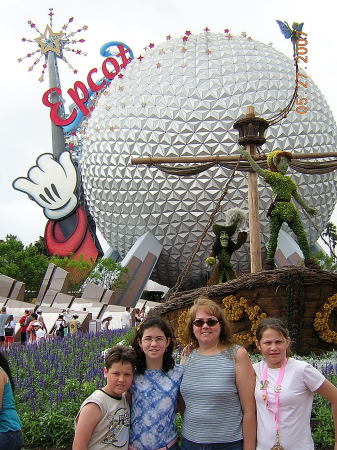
{"left": 1, "top": 0, "right": 336, "bottom": 248}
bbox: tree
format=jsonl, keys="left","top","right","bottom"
{"left": 49, "top": 254, "right": 95, "bottom": 293}
{"left": 50, "top": 255, "right": 128, "bottom": 293}
{"left": 321, "top": 222, "right": 337, "bottom": 262}
{"left": 0, "top": 235, "right": 49, "bottom": 295}
{"left": 86, "top": 258, "right": 128, "bottom": 290}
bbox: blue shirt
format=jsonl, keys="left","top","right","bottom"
{"left": 0, "top": 371, "right": 22, "bottom": 432}
{"left": 130, "top": 365, "right": 183, "bottom": 449}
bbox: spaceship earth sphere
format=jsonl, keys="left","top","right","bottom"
{"left": 81, "top": 32, "right": 337, "bottom": 289}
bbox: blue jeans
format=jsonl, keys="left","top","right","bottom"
{"left": 181, "top": 437, "right": 243, "bottom": 450}
{"left": 0, "top": 430, "right": 23, "bottom": 450}
{"left": 169, "top": 443, "right": 180, "bottom": 450}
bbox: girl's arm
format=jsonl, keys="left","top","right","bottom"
{"left": 177, "top": 391, "right": 185, "bottom": 415}
{"left": 73, "top": 403, "right": 102, "bottom": 450}
{"left": 315, "top": 380, "right": 337, "bottom": 450}
{"left": 235, "top": 347, "right": 257, "bottom": 450}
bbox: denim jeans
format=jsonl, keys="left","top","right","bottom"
{"left": 0, "top": 430, "right": 23, "bottom": 450}
{"left": 181, "top": 437, "right": 243, "bottom": 450}
{"left": 169, "top": 443, "right": 180, "bottom": 450}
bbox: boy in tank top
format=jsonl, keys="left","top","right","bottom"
{"left": 73, "top": 346, "right": 136, "bottom": 450}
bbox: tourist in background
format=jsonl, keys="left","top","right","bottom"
{"left": 26, "top": 313, "right": 38, "bottom": 344}
{"left": 69, "top": 315, "right": 81, "bottom": 335}
{"left": 134, "top": 309, "right": 141, "bottom": 327}
{"left": 51, "top": 314, "right": 67, "bottom": 339}
{"left": 32, "top": 322, "right": 46, "bottom": 344}
{"left": 254, "top": 318, "right": 337, "bottom": 450}
{"left": 0, "top": 351, "right": 23, "bottom": 449}
{"left": 37, "top": 311, "right": 47, "bottom": 333}
{"left": 18, "top": 309, "right": 29, "bottom": 345}
{"left": 4, "top": 315, "right": 15, "bottom": 348}
{"left": 102, "top": 316, "right": 112, "bottom": 331}
{"left": 121, "top": 307, "right": 131, "bottom": 330}
{"left": 180, "top": 297, "right": 256, "bottom": 450}
{"left": 0, "top": 307, "right": 9, "bottom": 349}
{"left": 24, "top": 309, "right": 34, "bottom": 342}
{"left": 129, "top": 317, "right": 183, "bottom": 450}
{"left": 63, "top": 309, "right": 72, "bottom": 336}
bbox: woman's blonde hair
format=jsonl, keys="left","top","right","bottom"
{"left": 185, "top": 296, "right": 233, "bottom": 348}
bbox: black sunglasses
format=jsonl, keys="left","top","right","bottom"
{"left": 192, "top": 318, "right": 219, "bottom": 327}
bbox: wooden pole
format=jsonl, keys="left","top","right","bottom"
{"left": 131, "top": 152, "right": 337, "bottom": 165}
{"left": 244, "top": 106, "right": 262, "bottom": 272}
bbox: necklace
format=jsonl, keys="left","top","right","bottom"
{"left": 260, "top": 358, "right": 288, "bottom": 450}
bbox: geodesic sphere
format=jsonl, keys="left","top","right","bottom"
{"left": 81, "top": 32, "right": 337, "bottom": 289}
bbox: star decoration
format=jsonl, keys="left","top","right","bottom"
{"left": 118, "top": 73, "right": 124, "bottom": 78}
{"left": 19, "top": 10, "right": 88, "bottom": 82}
{"left": 137, "top": 55, "right": 144, "bottom": 61}
{"left": 181, "top": 46, "right": 187, "bottom": 53}
{"left": 205, "top": 48, "right": 212, "bottom": 55}
{"left": 34, "top": 25, "right": 65, "bottom": 56}
{"left": 166, "top": 35, "right": 171, "bottom": 40}
{"left": 247, "top": 36, "right": 252, "bottom": 41}
{"left": 156, "top": 62, "right": 161, "bottom": 68}
{"left": 109, "top": 126, "right": 115, "bottom": 131}
{"left": 241, "top": 32, "right": 247, "bottom": 37}
{"left": 185, "top": 30, "right": 191, "bottom": 36}
{"left": 149, "top": 43, "right": 155, "bottom": 48}
{"left": 203, "top": 27, "right": 210, "bottom": 32}
{"left": 144, "top": 46, "right": 148, "bottom": 51}
{"left": 159, "top": 49, "right": 165, "bottom": 55}
{"left": 226, "top": 34, "right": 233, "bottom": 40}
{"left": 224, "top": 29, "right": 230, "bottom": 34}
{"left": 118, "top": 86, "right": 124, "bottom": 91}
{"left": 182, "top": 36, "right": 188, "bottom": 42}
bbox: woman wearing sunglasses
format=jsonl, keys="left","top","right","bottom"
{"left": 180, "top": 297, "right": 256, "bottom": 450}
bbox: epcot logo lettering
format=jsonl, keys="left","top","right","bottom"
{"left": 42, "top": 44, "right": 132, "bottom": 127}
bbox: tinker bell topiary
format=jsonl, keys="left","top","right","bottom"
{"left": 205, "top": 208, "right": 248, "bottom": 285}
{"left": 240, "top": 147, "right": 318, "bottom": 269}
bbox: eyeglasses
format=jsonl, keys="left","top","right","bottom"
{"left": 141, "top": 337, "right": 167, "bottom": 344}
{"left": 192, "top": 318, "right": 219, "bottom": 327}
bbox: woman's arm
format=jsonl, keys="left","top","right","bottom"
{"left": 235, "top": 347, "right": 256, "bottom": 450}
{"left": 315, "top": 380, "right": 337, "bottom": 450}
{"left": 72, "top": 403, "right": 102, "bottom": 450}
{"left": 0, "top": 370, "right": 6, "bottom": 408}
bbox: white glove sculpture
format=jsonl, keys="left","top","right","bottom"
{"left": 13, "top": 152, "right": 78, "bottom": 220}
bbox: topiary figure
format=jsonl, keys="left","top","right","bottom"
{"left": 206, "top": 208, "right": 248, "bottom": 285}
{"left": 240, "top": 147, "right": 318, "bottom": 269}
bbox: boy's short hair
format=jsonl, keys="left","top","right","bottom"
{"left": 105, "top": 345, "right": 136, "bottom": 370}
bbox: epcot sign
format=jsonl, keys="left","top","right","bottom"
{"left": 42, "top": 43, "right": 133, "bottom": 127}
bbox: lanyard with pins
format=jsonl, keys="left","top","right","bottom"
{"left": 260, "top": 358, "right": 288, "bottom": 450}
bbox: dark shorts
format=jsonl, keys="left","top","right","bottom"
{"left": 0, "top": 336, "right": 5, "bottom": 342}
{"left": 0, "top": 429, "right": 23, "bottom": 450}
{"left": 20, "top": 332, "right": 27, "bottom": 344}
{"left": 181, "top": 437, "right": 243, "bottom": 450}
